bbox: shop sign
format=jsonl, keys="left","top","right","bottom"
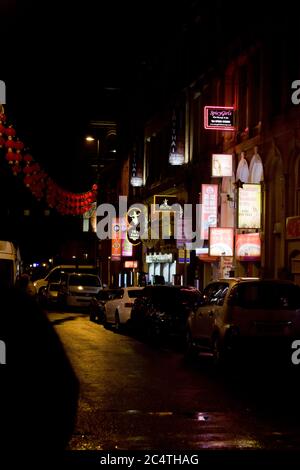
{"left": 146, "top": 253, "right": 173, "bottom": 263}
{"left": 127, "top": 206, "right": 143, "bottom": 245}
{"left": 238, "top": 184, "right": 261, "bottom": 229}
{"left": 178, "top": 249, "right": 185, "bottom": 263}
{"left": 209, "top": 228, "right": 234, "bottom": 256}
{"left": 235, "top": 232, "right": 261, "bottom": 261}
{"left": 204, "top": 106, "right": 235, "bottom": 131}
{"left": 200, "top": 184, "right": 218, "bottom": 239}
{"left": 212, "top": 154, "right": 233, "bottom": 177}
{"left": 124, "top": 261, "right": 138, "bottom": 268}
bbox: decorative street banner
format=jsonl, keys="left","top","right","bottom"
{"left": 212, "top": 154, "right": 233, "bottom": 177}
{"left": 111, "top": 217, "right": 121, "bottom": 261}
{"left": 120, "top": 217, "right": 133, "bottom": 256}
{"left": 235, "top": 232, "right": 261, "bottom": 261}
{"left": 200, "top": 184, "right": 218, "bottom": 240}
{"left": 209, "top": 227, "right": 234, "bottom": 256}
{"left": 238, "top": 183, "right": 261, "bottom": 229}
{"left": 204, "top": 106, "right": 235, "bottom": 131}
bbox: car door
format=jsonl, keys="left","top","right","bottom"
{"left": 193, "top": 282, "right": 229, "bottom": 346}
{"left": 105, "top": 289, "right": 124, "bottom": 323}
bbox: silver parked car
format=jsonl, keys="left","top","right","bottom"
{"left": 58, "top": 272, "right": 102, "bottom": 309}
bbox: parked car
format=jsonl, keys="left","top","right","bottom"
{"left": 104, "top": 286, "right": 144, "bottom": 329}
{"left": 58, "top": 272, "right": 102, "bottom": 309}
{"left": 130, "top": 285, "right": 202, "bottom": 344}
{"left": 185, "top": 278, "right": 300, "bottom": 365}
{"left": 33, "top": 264, "right": 99, "bottom": 297}
{"left": 44, "top": 282, "right": 62, "bottom": 309}
{"left": 89, "top": 289, "right": 122, "bottom": 323}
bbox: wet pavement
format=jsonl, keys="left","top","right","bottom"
{"left": 48, "top": 311, "right": 300, "bottom": 460}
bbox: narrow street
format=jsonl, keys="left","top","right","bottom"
{"left": 48, "top": 311, "right": 300, "bottom": 455}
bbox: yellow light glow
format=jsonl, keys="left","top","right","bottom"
{"left": 86, "top": 136, "right": 95, "bottom": 142}
{"left": 78, "top": 286, "right": 83, "bottom": 290}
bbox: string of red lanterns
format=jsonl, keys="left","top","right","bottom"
{"left": 0, "top": 107, "right": 98, "bottom": 215}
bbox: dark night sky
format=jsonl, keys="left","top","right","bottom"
{"left": 2, "top": 0, "right": 290, "bottom": 192}
{"left": 2, "top": 0, "right": 192, "bottom": 191}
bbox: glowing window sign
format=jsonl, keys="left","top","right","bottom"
{"left": 209, "top": 228, "right": 234, "bottom": 256}
{"left": 238, "top": 184, "right": 261, "bottom": 229}
{"left": 212, "top": 154, "right": 233, "bottom": 177}
{"left": 200, "top": 184, "right": 218, "bottom": 240}
{"left": 235, "top": 232, "right": 261, "bottom": 261}
{"left": 204, "top": 106, "right": 235, "bottom": 131}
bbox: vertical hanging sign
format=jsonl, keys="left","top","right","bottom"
{"left": 200, "top": 184, "right": 218, "bottom": 240}
{"left": 111, "top": 217, "right": 121, "bottom": 261}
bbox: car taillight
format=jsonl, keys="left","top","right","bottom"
{"left": 125, "top": 302, "right": 133, "bottom": 308}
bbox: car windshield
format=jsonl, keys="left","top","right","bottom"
{"left": 69, "top": 275, "right": 100, "bottom": 287}
{"left": 128, "top": 289, "right": 142, "bottom": 298}
{"left": 234, "top": 282, "right": 300, "bottom": 310}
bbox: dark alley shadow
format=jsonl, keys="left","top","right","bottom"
{"left": 0, "top": 287, "right": 79, "bottom": 460}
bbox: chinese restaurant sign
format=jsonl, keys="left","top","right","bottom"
{"left": 209, "top": 228, "right": 234, "bottom": 256}
{"left": 238, "top": 184, "right": 261, "bottom": 229}
{"left": 236, "top": 232, "right": 261, "bottom": 261}
{"left": 204, "top": 106, "right": 235, "bottom": 131}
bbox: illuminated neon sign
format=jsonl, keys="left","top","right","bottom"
{"left": 204, "top": 106, "right": 235, "bottom": 131}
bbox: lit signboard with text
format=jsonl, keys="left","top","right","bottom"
{"left": 200, "top": 184, "right": 218, "bottom": 240}
{"left": 212, "top": 154, "right": 233, "bottom": 177}
{"left": 204, "top": 106, "right": 235, "bottom": 131}
{"left": 238, "top": 184, "right": 261, "bottom": 229}
{"left": 209, "top": 228, "right": 234, "bottom": 256}
{"left": 111, "top": 218, "right": 121, "bottom": 261}
{"left": 236, "top": 232, "right": 261, "bottom": 261}
{"left": 124, "top": 260, "right": 138, "bottom": 268}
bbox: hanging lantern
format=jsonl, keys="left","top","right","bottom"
{"left": 168, "top": 109, "right": 184, "bottom": 166}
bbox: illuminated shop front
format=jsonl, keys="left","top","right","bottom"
{"left": 146, "top": 252, "right": 177, "bottom": 285}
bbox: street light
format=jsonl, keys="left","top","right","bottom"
{"left": 85, "top": 136, "right": 100, "bottom": 161}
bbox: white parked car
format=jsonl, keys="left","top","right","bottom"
{"left": 104, "top": 286, "right": 144, "bottom": 329}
